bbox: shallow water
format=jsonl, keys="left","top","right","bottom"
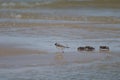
{"left": 0, "top": 60, "right": 120, "bottom": 80}
{"left": 0, "top": 49, "right": 120, "bottom": 80}
{"left": 0, "top": 0, "right": 120, "bottom": 80}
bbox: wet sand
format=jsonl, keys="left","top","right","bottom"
{"left": 0, "top": 46, "right": 112, "bottom": 68}
{"left": 0, "top": 20, "right": 120, "bottom": 68}
{"left": 0, "top": 46, "right": 46, "bottom": 57}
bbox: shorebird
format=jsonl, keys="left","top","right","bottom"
{"left": 55, "top": 43, "right": 69, "bottom": 53}
{"left": 99, "top": 46, "right": 109, "bottom": 51}
{"left": 77, "top": 46, "right": 95, "bottom": 52}
{"left": 77, "top": 47, "right": 85, "bottom": 51}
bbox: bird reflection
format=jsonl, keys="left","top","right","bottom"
{"left": 55, "top": 52, "right": 66, "bottom": 65}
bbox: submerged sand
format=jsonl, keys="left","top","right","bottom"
{"left": 0, "top": 46, "right": 45, "bottom": 57}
